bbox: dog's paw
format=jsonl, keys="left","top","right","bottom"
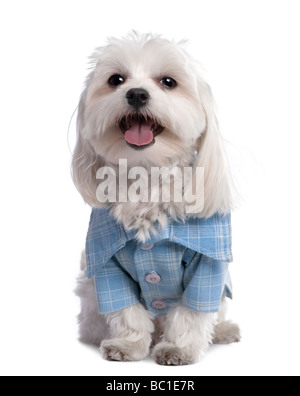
{"left": 101, "top": 340, "right": 129, "bottom": 361}
{"left": 153, "top": 342, "right": 197, "bottom": 366}
{"left": 100, "top": 338, "right": 150, "bottom": 362}
{"left": 213, "top": 321, "right": 241, "bottom": 344}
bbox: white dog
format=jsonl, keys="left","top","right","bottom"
{"left": 73, "top": 32, "right": 240, "bottom": 365}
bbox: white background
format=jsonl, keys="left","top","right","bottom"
{"left": 1, "top": 0, "right": 300, "bottom": 376}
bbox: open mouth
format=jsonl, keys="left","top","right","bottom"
{"left": 119, "top": 115, "right": 164, "bottom": 150}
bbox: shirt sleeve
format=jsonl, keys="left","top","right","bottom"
{"left": 182, "top": 253, "right": 230, "bottom": 313}
{"left": 93, "top": 257, "right": 141, "bottom": 314}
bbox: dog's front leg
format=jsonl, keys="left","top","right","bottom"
{"left": 100, "top": 303, "right": 154, "bottom": 362}
{"left": 153, "top": 305, "right": 217, "bottom": 365}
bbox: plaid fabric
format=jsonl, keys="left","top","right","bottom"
{"left": 86, "top": 208, "right": 233, "bottom": 316}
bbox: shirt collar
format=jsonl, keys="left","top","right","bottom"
{"left": 86, "top": 208, "right": 233, "bottom": 277}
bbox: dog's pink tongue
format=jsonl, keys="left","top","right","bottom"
{"left": 125, "top": 119, "right": 153, "bottom": 146}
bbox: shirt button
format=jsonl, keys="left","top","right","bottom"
{"left": 141, "top": 243, "right": 154, "bottom": 250}
{"left": 145, "top": 272, "right": 161, "bottom": 284}
{"left": 151, "top": 300, "right": 166, "bottom": 309}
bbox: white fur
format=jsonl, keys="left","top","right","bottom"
{"left": 73, "top": 32, "right": 240, "bottom": 364}
{"left": 100, "top": 304, "right": 154, "bottom": 362}
{"left": 153, "top": 305, "right": 217, "bottom": 365}
{"left": 72, "top": 32, "right": 232, "bottom": 238}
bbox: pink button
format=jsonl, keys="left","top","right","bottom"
{"left": 145, "top": 272, "right": 161, "bottom": 284}
{"left": 141, "top": 244, "right": 154, "bottom": 251}
{"left": 151, "top": 300, "right": 166, "bottom": 309}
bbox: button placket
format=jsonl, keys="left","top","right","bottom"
{"left": 138, "top": 242, "right": 167, "bottom": 312}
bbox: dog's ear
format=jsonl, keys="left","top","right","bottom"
{"left": 192, "top": 79, "right": 232, "bottom": 217}
{"left": 71, "top": 89, "right": 104, "bottom": 207}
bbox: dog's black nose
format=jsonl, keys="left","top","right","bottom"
{"left": 126, "top": 88, "right": 150, "bottom": 109}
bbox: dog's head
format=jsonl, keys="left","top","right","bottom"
{"left": 72, "top": 32, "right": 231, "bottom": 217}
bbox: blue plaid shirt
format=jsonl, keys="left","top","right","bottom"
{"left": 86, "top": 208, "right": 233, "bottom": 317}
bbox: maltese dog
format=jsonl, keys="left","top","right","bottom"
{"left": 73, "top": 32, "right": 240, "bottom": 365}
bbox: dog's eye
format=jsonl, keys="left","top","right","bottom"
{"left": 108, "top": 74, "right": 126, "bottom": 87}
{"left": 159, "top": 77, "right": 177, "bottom": 89}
